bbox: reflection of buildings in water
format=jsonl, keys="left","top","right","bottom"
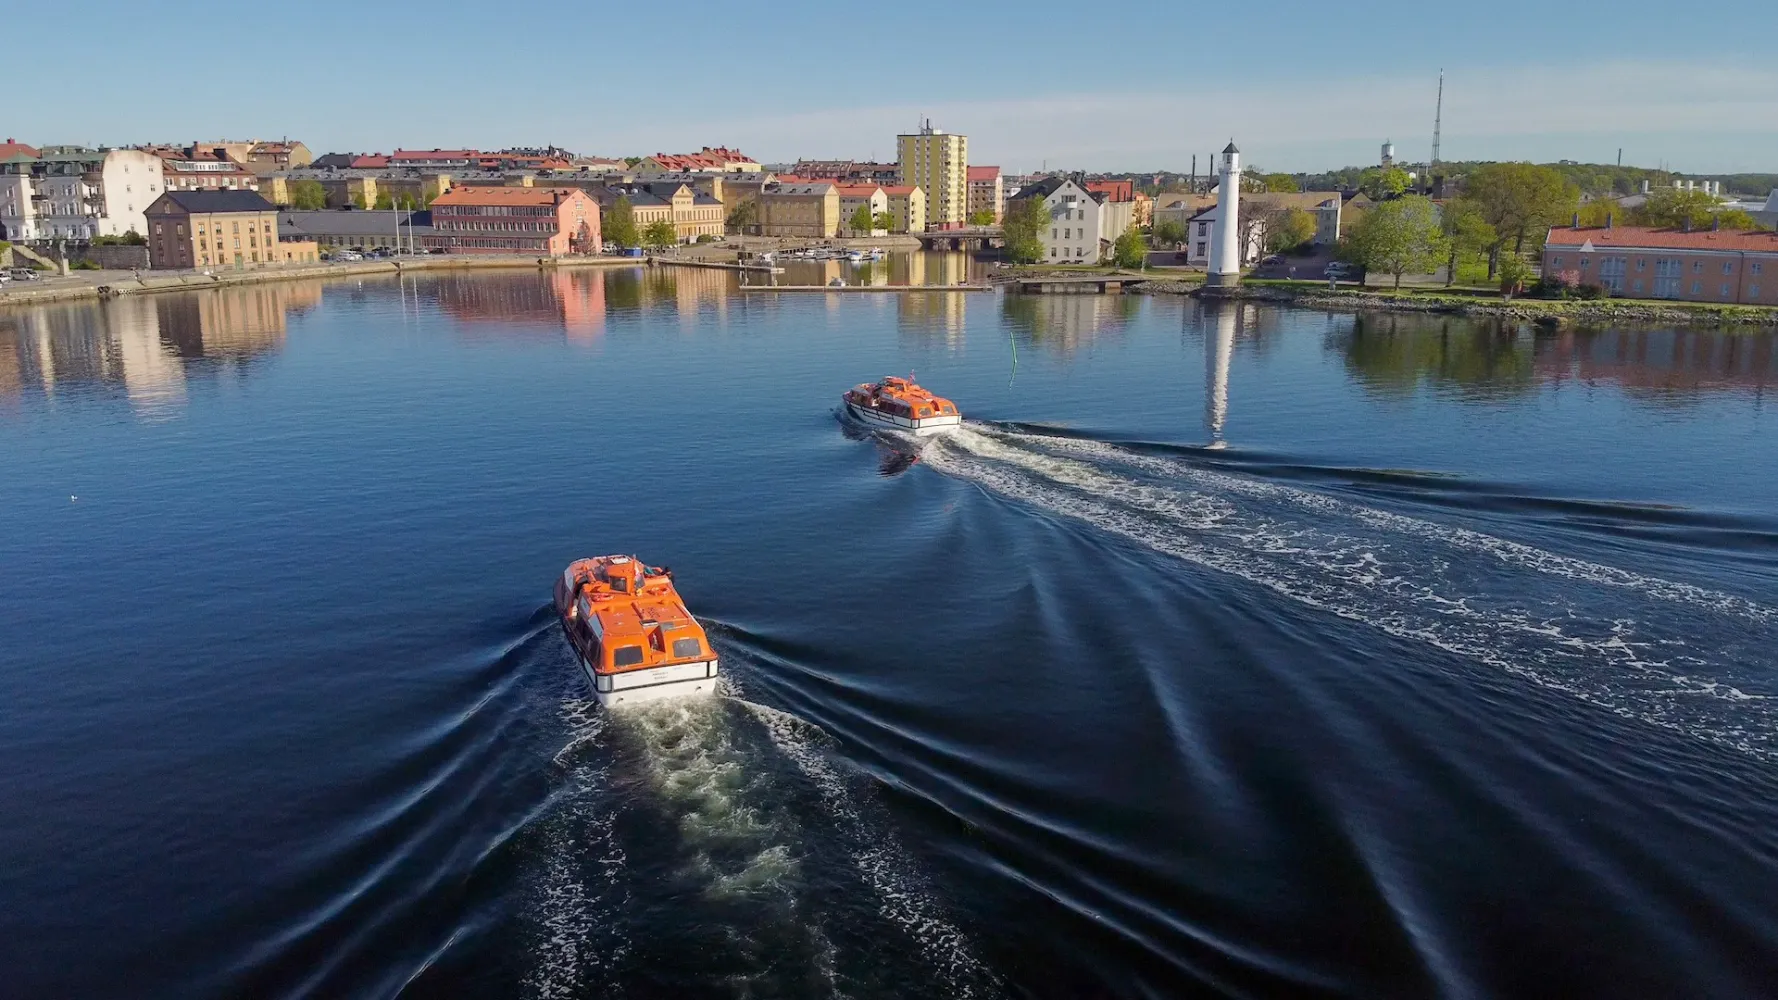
{"left": 1001, "top": 292, "right": 1136, "bottom": 358}
{"left": 1536, "top": 328, "right": 1775, "bottom": 398}
{"left": 430, "top": 273, "right": 572, "bottom": 330}
{"left": 896, "top": 291, "right": 968, "bottom": 347}
{"left": 549, "top": 270, "right": 607, "bottom": 341}
{"left": 664, "top": 265, "right": 731, "bottom": 328}
{"left": 0, "top": 281, "right": 306, "bottom": 413}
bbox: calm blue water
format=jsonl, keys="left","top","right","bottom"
{"left": 2, "top": 262, "right": 1776, "bottom": 999}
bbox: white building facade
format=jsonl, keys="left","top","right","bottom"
{"left": 0, "top": 147, "right": 165, "bottom": 241}
{"left": 1011, "top": 176, "right": 1107, "bottom": 263}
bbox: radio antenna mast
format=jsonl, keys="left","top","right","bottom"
{"left": 1431, "top": 69, "right": 1444, "bottom": 167}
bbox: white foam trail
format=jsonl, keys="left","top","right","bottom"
{"left": 525, "top": 700, "right": 627, "bottom": 1000}
{"left": 739, "top": 697, "right": 1000, "bottom": 999}
{"left": 927, "top": 429, "right": 1778, "bottom": 759}
{"left": 998, "top": 427, "right": 1776, "bottom": 625}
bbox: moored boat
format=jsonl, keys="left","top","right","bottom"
{"left": 554, "top": 556, "right": 719, "bottom": 707}
{"left": 842, "top": 376, "right": 962, "bottom": 436}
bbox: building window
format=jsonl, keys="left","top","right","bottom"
{"left": 1691, "top": 281, "right": 1701, "bottom": 294}
{"left": 1636, "top": 258, "right": 1646, "bottom": 271}
{"left": 1633, "top": 279, "right": 1643, "bottom": 294}
{"left": 1752, "top": 284, "right": 1761, "bottom": 298}
{"left": 1751, "top": 261, "right": 1763, "bottom": 274}
{"left": 1723, "top": 262, "right": 1733, "bottom": 275}
{"left": 1692, "top": 261, "right": 1702, "bottom": 273}
{"left": 1551, "top": 255, "right": 1563, "bottom": 267}
{"left": 1721, "top": 283, "right": 1730, "bottom": 296}
{"left": 1196, "top": 242, "right": 1206, "bottom": 256}
{"left": 1580, "top": 257, "right": 1589, "bottom": 270}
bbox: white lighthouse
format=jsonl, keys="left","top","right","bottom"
{"left": 1207, "top": 141, "right": 1242, "bottom": 288}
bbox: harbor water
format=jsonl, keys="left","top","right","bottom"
{"left": 2, "top": 258, "right": 1776, "bottom": 998}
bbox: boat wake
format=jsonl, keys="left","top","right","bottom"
{"left": 521, "top": 653, "right": 997, "bottom": 998}
{"left": 924, "top": 424, "right": 1778, "bottom": 760}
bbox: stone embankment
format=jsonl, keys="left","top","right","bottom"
{"left": 1173, "top": 283, "right": 1778, "bottom": 329}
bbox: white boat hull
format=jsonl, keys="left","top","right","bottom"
{"left": 846, "top": 401, "right": 962, "bottom": 437}
{"left": 578, "top": 657, "right": 720, "bottom": 708}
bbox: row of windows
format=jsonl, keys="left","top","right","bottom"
{"left": 439, "top": 205, "right": 554, "bottom": 217}
{"left": 1623, "top": 278, "right": 1763, "bottom": 299}
{"left": 436, "top": 220, "right": 558, "bottom": 233}
{"left": 1555, "top": 253, "right": 1765, "bottom": 276}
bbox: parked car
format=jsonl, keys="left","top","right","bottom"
{"left": 1323, "top": 262, "right": 1353, "bottom": 277}
{"left": 9, "top": 267, "right": 42, "bottom": 281}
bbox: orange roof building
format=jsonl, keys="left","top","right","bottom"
{"left": 1542, "top": 224, "right": 1778, "bottom": 304}
{"left": 425, "top": 186, "right": 600, "bottom": 255}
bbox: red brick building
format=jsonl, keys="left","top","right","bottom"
{"left": 1542, "top": 225, "right": 1778, "bottom": 304}
{"left": 424, "top": 187, "right": 600, "bottom": 255}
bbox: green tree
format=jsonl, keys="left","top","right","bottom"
{"left": 1345, "top": 195, "right": 1449, "bottom": 289}
{"left": 1627, "top": 188, "right": 1758, "bottom": 230}
{"left": 1439, "top": 198, "right": 1496, "bottom": 287}
{"left": 289, "top": 179, "right": 327, "bottom": 211}
{"left": 1152, "top": 219, "right": 1187, "bottom": 246}
{"left": 1266, "top": 208, "right": 1317, "bottom": 253}
{"left": 848, "top": 203, "right": 875, "bottom": 234}
{"left": 967, "top": 208, "right": 996, "bottom": 226}
{"left": 606, "top": 196, "right": 639, "bottom": 247}
{"left": 1261, "top": 173, "right": 1300, "bottom": 193}
{"left": 1461, "top": 162, "right": 1579, "bottom": 276}
{"left": 642, "top": 218, "right": 677, "bottom": 249}
{"left": 1112, "top": 225, "right": 1147, "bottom": 268}
{"left": 873, "top": 210, "right": 895, "bottom": 232}
{"left": 1359, "top": 167, "right": 1411, "bottom": 199}
{"left": 374, "top": 191, "right": 394, "bottom": 210}
{"left": 1001, "top": 197, "right": 1049, "bottom": 265}
{"left": 1497, "top": 253, "right": 1533, "bottom": 296}
{"left": 726, "top": 199, "right": 757, "bottom": 233}
{"left": 350, "top": 193, "right": 368, "bottom": 210}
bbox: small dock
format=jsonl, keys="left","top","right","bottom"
{"left": 738, "top": 284, "right": 993, "bottom": 293}
{"left": 651, "top": 257, "right": 781, "bottom": 274}
{"left": 1009, "top": 274, "right": 1151, "bottom": 294}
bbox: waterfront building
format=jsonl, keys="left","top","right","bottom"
{"left": 1006, "top": 175, "right": 1108, "bottom": 264}
{"left": 144, "top": 189, "right": 286, "bottom": 269}
{"left": 584, "top": 183, "right": 723, "bottom": 243}
{"left": 1542, "top": 225, "right": 1778, "bottom": 304}
{"left": 152, "top": 145, "right": 260, "bottom": 193}
{"left": 275, "top": 209, "right": 434, "bottom": 251}
{"left": 635, "top": 147, "right": 761, "bottom": 174}
{"left": 0, "top": 146, "right": 165, "bottom": 241}
{"left": 967, "top": 165, "right": 1004, "bottom": 223}
{"left": 1178, "top": 189, "right": 1342, "bottom": 268}
{"left": 881, "top": 185, "right": 926, "bottom": 235}
{"left": 757, "top": 182, "right": 841, "bottom": 237}
{"left": 1152, "top": 192, "right": 1217, "bottom": 235}
{"left": 897, "top": 121, "right": 968, "bottom": 230}
{"left": 835, "top": 184, "right": 889, "bottom": 235}
{"left": 423, "top": 186, "right": 600, "bottom": 255}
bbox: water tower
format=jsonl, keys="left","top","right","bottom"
{"left": 1381, "top": 140, "right": 1396, "bottom": 169}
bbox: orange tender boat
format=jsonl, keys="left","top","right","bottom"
{"left": 842, "top": 376, "right": 962, "bottom": 436}
{"left": 553, "top": 556, "right": 719, "bottom": 707}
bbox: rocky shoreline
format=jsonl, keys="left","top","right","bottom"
{"left": 1153, "top": 282, "right": 1778, "bottom": 328}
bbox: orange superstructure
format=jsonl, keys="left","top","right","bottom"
{"left": 553, "top": 555, "right": 719, "bottom": 706}
{"left": 842, "top": 376, "right": 962, "bottom": 436}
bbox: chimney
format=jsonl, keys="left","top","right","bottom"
{"left": 1572, "top": 212, "right": 1580, "bottom": 228}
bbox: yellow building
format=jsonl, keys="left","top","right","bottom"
{"left": 897, "top": 121, "right": 967, "bottom": 230}
{"left": 144, "top": 189, "right": 285, "bottom": 269}
{"left": 882, "top": 185, "right": 926, "bottom": 234}
{"left": 758, "top": 182, "right": 841, "bottom": 237}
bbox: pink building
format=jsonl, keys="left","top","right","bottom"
{"left": 425, "top": 186, "right": 600, "bottom": 255}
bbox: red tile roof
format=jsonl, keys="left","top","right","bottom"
{"left": 431, "top": 186, "right": 590, "bottom": 207}
{"left": 966, "top": 165, "right": 1000, "bottom": 181}
{"left": 648, "top": 147, "right": 757, "bottom": 171}
{"left": 393, "top": 149, "right": 478, "bottom": 161}
{"left": 350, "top": 154, "right": 390, "bottom": 169}
{"left": 1, "top": 138, "right": 41, "bottom": 160}
{"left": 1544, "top": 226, "right": 1778, "bottom": 253}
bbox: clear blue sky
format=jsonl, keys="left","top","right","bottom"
{"left": 12, "top": 0, "right": 1777, "bottom": 175}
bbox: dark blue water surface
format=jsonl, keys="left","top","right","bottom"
{"left": 3, "top": 262, "right": 1777, "bottom": 999}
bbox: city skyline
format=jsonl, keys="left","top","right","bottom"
{"left": 12, "top": 1, "right": 1778, "bottom": 175}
